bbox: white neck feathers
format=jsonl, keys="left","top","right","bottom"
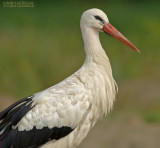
{"left": 81, "top": 27, "right": 106, "bottom": 62}
{"left": 80, "top": 25, "right": 117, "bottom": 115}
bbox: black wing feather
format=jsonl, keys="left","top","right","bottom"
{"left": 0, "top": 126, "right": 74, "bottom": 148}
{"left": 11, "top": 101, "right": 34, "bottom": 126}
{"left": 0, "top": 96, "right": 33, "bottom": 132}
{"left": 0, "top": 96, "right": 33, "bottom": 120}
{"left": 0, "top": 95, "right": 75, "bottom": 148}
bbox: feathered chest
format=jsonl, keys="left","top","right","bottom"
{"left": 77, "top": 63, "right": 117, "bottom": 116}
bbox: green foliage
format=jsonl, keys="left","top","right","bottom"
{"left": 144, "top": 112, "right": 160, "bottom": 123}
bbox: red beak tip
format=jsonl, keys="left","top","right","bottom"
{"left": 135, "top": 48, "right": 140, "bottom": 53}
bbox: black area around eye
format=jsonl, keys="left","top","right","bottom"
{"left": 94, "top": 15, "right": 104, "bottom": 24}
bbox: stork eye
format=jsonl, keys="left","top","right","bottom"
{"left": 94, "top": 15, "right": 104, "bottom": 24}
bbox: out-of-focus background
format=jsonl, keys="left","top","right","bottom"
{"left": 0, "top": 0, "right": 160, "bottom": 147}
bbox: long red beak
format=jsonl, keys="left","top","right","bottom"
{"left": 103, "top": 23, "right": 140, "bottom": 53}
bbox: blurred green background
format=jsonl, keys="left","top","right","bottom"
{"left": 0, "top": 0, "right": 160, "bottom": 147}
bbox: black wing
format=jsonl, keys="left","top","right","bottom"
{"left": 0, "top": 95, "right": 34, "bottom": 132}
{"left": 0, "top": 125, "right": 73, "bottom": 148}
{"left": 0, "top": 95, "right": 74, "bottom": 148}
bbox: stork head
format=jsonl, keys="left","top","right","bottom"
{"left": 80, "top": 8, "right": 109, "bottom": 30}
{"left": 80, "top": 8, "right": 140, "bottom": 53}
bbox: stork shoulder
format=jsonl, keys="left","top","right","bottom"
{"left": 15, "top": 76, "right": 90, "bottom": 131}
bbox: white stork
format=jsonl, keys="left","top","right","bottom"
{"left": 0, "top": 8, "right": 139, "bottom": 148}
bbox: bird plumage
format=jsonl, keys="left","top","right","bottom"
{"left": 0, "top": 8, "right": 118, "bottom": 148}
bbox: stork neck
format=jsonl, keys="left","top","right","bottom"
{"left": 81, "top": 27, "right": 109, "bottom": 64}
{"left": 81, "top": 28, "right": 107, "bottom": 61}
